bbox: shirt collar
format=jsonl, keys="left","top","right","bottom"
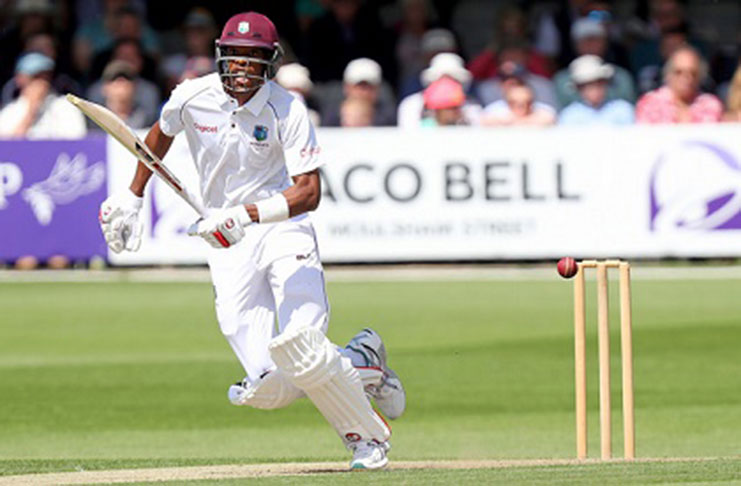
{"left": 219, "top": 81, "right": 271, "bottom": 115}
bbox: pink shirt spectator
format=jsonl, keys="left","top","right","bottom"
{"left": 636, "top": 86, "right": 723, "bottom": 123}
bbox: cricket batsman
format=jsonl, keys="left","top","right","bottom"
{"left": 98, "top": 12, "right": 404, "bottom": 469}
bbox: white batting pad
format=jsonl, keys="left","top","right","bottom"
{"left": 268, "top": 327, "right": 391, "bottom": 446}
{"left": 228, "top": 371, "right": 305, "bottom": 410}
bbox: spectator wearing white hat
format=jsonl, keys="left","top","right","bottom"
{"left": 397, "top": 52, "right": 481, "bottom": 128}
{"left": 558, "top": 55, "right": 634, "bottom": 126}
{"left": 552, "top": 18, "right": 635, "bottom": 108}
{"left": 322, "top": 58, "right": 396, "bottom": 126}
{"left": 276, "top": 63, "right": 321, "bottom": 127}
{"left": 0, "top": 53, "right": 86, "bottom": 139}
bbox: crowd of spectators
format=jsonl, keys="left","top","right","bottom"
{"left": 0, "top": 0, "right": 740, "bottom": 138}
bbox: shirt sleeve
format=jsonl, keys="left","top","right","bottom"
{"left": 158, "top": 80, "right": 190, "bottom": 137}
{"left": 282, "top": 99, "right": 322, "bottom": 176}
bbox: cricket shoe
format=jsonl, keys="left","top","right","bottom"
{"left": 346, "top": 328, "right": 406, "bottom": 420}
{"left": 227, "top": 379, "right": 250, "bottom": 405}
{"left": 349, "top": 440, "right": 390, "bottom": 469}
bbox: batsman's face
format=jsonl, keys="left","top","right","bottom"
{"left": 225, "top": 46, "right": 268, "bottom": 92}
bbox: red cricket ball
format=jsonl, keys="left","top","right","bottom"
{"left": 557, "top": 257, "right": 578, "bottom": 279}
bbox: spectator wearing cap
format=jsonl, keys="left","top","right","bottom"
{"left": 397, "top": 52, "right": 481, "bottom": 128}
{"left": 421, "top": 76, "right": 468, "bottom": 126}
{"left": 481, "top": 80, "right": 555, "bottom": 127}
{"left": 98, "top": 60, "right": 148, "bottom": 129}
{"left": 552, "top": 18, "right": 635, "bottom": 108}
{"left": 161, "top": 8, "right": 217, "bottom": 94}
{"left": 398, "top": 28, "right": 457, "bottom": 99}
{"left": 0, "top": 53, "right": 86, "bottom": 138}
{"left": 86, "top": 39, "right": 161, "bottom": 126}
{"left": 2, "top": 33, "right": 82, "bottom": 108}
{"left": 276, "top": 63, "right": 321, "bottom": 126}
{"left": 559, "top": 55, "right": 634, "bottom": 125}
{"left": 321, "top": 58, "right": 396, "bottom": 126}
{"left": 475, "top": 41, "right": 557, "bottom": 108}
{"left": 636, "top": 46, "right": 722, "bottom": 124}
{"left": 0, "top": 0, "right": 56, "bottom": 88}
{"left": 73, "top": 3, "right": 160, "bottom": 77}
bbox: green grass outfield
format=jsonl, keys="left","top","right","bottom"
{"left": 1, "top": 269, "right": 740, "bottom": 484}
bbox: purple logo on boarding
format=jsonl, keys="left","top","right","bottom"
{"left": 650, "top": 141, "right": 741, "bottom": 232}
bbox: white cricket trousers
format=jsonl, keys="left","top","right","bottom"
{"left": 206, "top": 217, "right": 329, "bottom": 383}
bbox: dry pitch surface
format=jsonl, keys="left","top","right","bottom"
{"left": 0, "top": 457, "right": 730, "bottom": 485}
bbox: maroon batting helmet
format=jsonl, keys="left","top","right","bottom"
{"left": 215, "top": 12, "right": 283, "bottom": 93}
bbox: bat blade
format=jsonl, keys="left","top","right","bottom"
{"left": 66, "top": 93, "right": 206, "bottom": 217}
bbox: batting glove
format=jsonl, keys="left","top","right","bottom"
{"left": 99, "top": 190, "right": 144, "bottom": 253}
{"left": 188, "top": 206, "right": 252, "bottom": 249}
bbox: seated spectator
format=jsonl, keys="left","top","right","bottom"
{"left": 73, "top": 3, "right": 160, "bottom": 76}
{"left": 340, "top": 97, "right": 375, "bottom": 127}
{"left": 722, "top": 64, "right": 741, "bottom": 122}
{"left": 395, "top": 0, "right": 440, "bottom": 97}
{"left": 475, "top": 41, "right": 557, "bottom": 108}
{"left": 559, "top": 56, "right": 635, "bottom": 126}
{"left": 0, "top": 53, "right": 86, "bottom": 139}
{"left": 634, "top": 23, "right": 698, "bottom": 95}
{"left": 0, "top": 0, "right": 56, "bottom": 88}
{"left": 99, "top": 60, "right": 148, "bottom": 129}
{"left": 161, "top": 8, "right": 217, "bottom": 94}
{"left": 303, "top": 0, "right": 395, "bottom": 84}
{"left": 86, "top": 39, "right": 160, "bottom": 126}
{"left": 482, "top": 81, "right": 555, "bottom": 127}
{"left": 397, "top": 52, "right": 481, "bottom": 128}
{"left": 553, "top": 18, "right": 635, "bottom": 108}
{"left": 91, "top": 36, "right": 158, "bottom": 84}
{"left": 2, "top": 32, "right": 82, "bottom": 107}
{"left": 466, "top": 4, "right": 553, "bottom": 81}
{"left": 398, "top": 28, "right": 458, "bottom": 99}
{"left": 636, "top": 46, "right": 723, "bottom": 124}
{"left": 179, "top": 56, "right": 216, "bottom": 82}
{"left": 628, "top": 0, "right": 704, "bottom": 76}
{"left": 321, "top": 58, "right": 396, "bottom": 126}
{"left": 276, "top": 62, "right": 321, "bottom": 126}
{"left": 421, "top": 77, "right": 467, "bottom": 127}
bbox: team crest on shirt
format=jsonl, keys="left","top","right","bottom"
{"left": 253, "top": 125, "right": 268, "bottom": 141}
{"left": 238, "top": 22, "right": 250, "bottom": 34}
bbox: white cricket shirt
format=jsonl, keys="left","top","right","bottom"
{"left": 159, "top": 73, "right": 322, "bottom": 208}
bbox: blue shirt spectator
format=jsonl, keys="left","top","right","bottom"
{"left": 558, "top": 55, "right": 634, "bottom": 126}
{"left": 559, "top": 99, "right": 634, "bottom": 125}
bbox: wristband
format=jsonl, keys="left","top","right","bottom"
{"left": 255, "top": 193, "right": 290, "bottom": 223}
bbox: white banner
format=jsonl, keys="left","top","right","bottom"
{"left": 108, "top": 124, "right": 741, "bottom": 264}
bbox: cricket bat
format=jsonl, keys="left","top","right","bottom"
{"left": 66, "top": 93, "right": 207, "bottom": 217}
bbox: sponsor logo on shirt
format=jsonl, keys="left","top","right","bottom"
{"left": 194, "top": 122, "right": 218, "bottom": 133}
{"left": 300, "top": 146, "right": 321, "bottom": 158}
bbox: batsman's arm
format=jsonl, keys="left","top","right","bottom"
{"left": 129, "top": 122, "right": 175, "bottom": 197}
{"left": 243, "top": 169, "right": 321, "bottom": 223}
